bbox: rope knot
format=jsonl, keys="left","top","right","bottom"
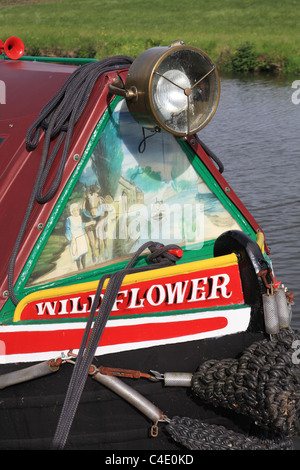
{"left": 146, "top": 243, "right": 183, "bottom": 265}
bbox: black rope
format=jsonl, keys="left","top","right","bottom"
{"left": 7, "top": 55, "right": 134, "bottom": 306}
{"left": 166, "top": 416, "right": 293, "bottom": 450}
{"left": 192, "top": 327, "right": 300, "bottom": 437}
{"left": 51, "top": 241, "right": 182, "bottom": 450}
{"left": 167, "top": 329, "right": 300, "bottom": 450}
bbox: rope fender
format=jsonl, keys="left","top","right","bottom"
{"left": 192, "top": 327, "right": 300, "bottom": 437}
{"left": 166, "top": 416, "right": 293, "bottom": 450}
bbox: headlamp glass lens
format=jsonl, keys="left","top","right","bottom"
{"left": 152, "top": 49, "right": 219, "bottom": 135}
{"left": 155, "top": 69, "right": 190, "bottom": 114}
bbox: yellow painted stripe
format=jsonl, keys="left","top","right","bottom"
{"left": 256, "top": 231, "right": 265, "bottom": 253}
{"left": 14, "top": 253, "right": 238, "bottom": 322}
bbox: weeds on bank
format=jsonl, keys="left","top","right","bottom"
{"left": 25, "top": 39, "right": 295, "bottom": 76}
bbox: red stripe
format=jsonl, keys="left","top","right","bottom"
{"left": 100, "top": 317, "right": 227, "bottom": 346}
{"left": 1, "top": 316, "right": 227, "bottom": 355}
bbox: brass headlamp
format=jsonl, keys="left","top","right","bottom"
{"left": 109, "top": 40, "right": 220, "bottom": 137}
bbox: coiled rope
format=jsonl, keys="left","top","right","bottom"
{"left": 191, "top": 327, "right": 300, "bottom": 437}
{"left": 164, "top": 328, "right": 300, "bottom": 450}
{"left": 7, "top": 55, "right": 134, "bottom": 306}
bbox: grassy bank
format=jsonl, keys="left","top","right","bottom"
{"left": 0, "top": 0, "right": 299, "bottom": 75}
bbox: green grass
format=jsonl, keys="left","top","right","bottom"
{"left": 0, "top": 0, "right": 299, "bottom": 74}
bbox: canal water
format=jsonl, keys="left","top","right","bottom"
{"left": 199, "top": 74, "right": 300, "bottom": 328}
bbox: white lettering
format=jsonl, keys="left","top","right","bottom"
{"left": 188, "top": 277, "right": 208, "bottom": 302}
{"left": 208, "top": 274, "right": 232, "bottom": 299}
{"left": 166, "top": 280, "right": 189, "bottom": 304}
{"left": 58, "top": 298, "right": 69, "bottom": 315}
{"left": 79, "top": 199, "right": 205, "bottom": 249}
{"left": 150, "top": 203, "right": 183, "bottom": 240}
{"left": 127, "top": 204, "right": 148, "bottom": 241}
{"left": 33, "top": 272, "right": 234, "bottom": 318}
{"left": 70, "top": 297, "right": 88, "bottom": 314}
{"left": 149, "top": 454, "right": 193, "bottom": 465}
{"left": 36, "top": 301, "right": 58, "bottom": 316}
{"left": 183, "top": 203, "right": 204, "bottom": 244}
{"left": 146, "top": 284, "right": 166, "bottom": 306}
{"left": 111, "top": 290, "right": 128, "bottom": 311}
{"left": 128, "top": 287, "right": 145, "bottom": 309}
{"left": 105, "top": 454, "right": 139, "bottom": 467}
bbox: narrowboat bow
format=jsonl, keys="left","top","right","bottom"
{"left": 0, "top": 38, "right": 299, "bottom": 450}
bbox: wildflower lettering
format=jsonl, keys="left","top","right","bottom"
{"left": 16, "top": 264, "right": 244, "bottom": 322}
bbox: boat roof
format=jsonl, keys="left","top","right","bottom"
{"left": 0, "top": 59, "right": 77, "bottom": 180}
{"left": 0, "top": 58, "right": 126, "bottom": 301}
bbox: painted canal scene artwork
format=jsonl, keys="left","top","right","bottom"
{"left": 28, "top": 100, "right": 241, "bottom": 287}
